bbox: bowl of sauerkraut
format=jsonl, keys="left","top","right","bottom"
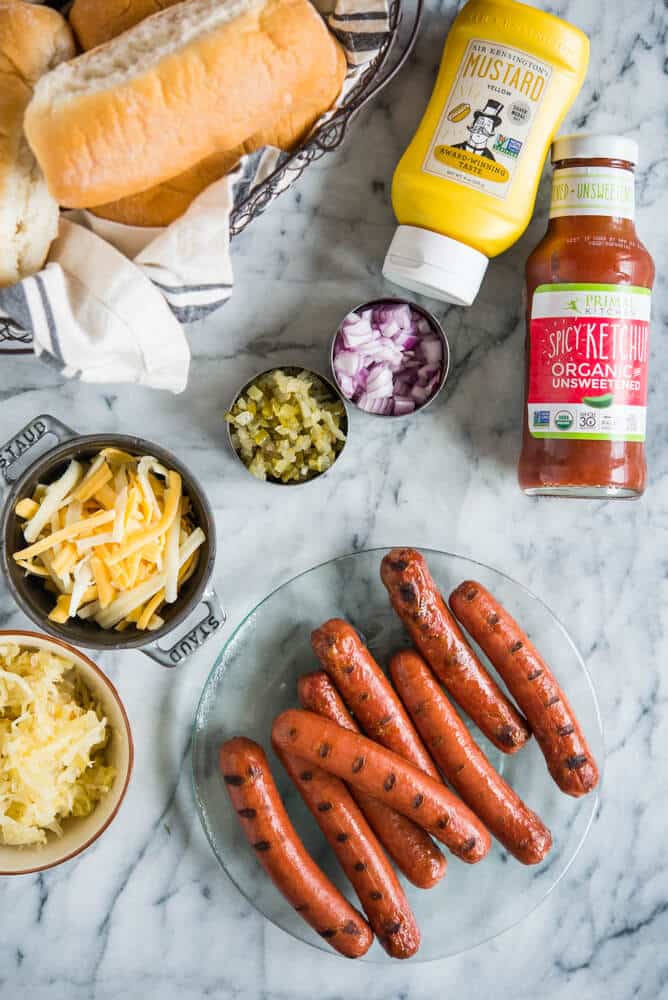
{"left": 0, "top": 632, "right": 132, "bottom": 874}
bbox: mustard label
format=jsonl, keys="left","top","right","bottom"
{"left": 423, "top": 39, "right": 553, "bottom": 200}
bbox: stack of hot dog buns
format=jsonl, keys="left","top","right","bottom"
{"left": 220, "top": 548, "right": 599, "bottom": 959}
{"left": 0, "top": 2, "right": 75, "bottom": 286}
{"left": 18, "top": 0, "right": 346, "bottom": 227}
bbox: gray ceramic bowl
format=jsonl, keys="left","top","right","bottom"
{"left": 330, "top": 297, "right": 450, "bottom": 418}
{"left": 226, "top": 366, "right": 349, "bottom": 487}
{"left": 0, "top": 415, "right": 224, "bottom": 667}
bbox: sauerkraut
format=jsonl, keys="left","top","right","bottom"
{"left": 0, "top": 644, "right": 116, "bottom": 847}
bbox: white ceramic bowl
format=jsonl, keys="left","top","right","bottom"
{"left": 0, "top": 631, "right": 133, "bottom": 876}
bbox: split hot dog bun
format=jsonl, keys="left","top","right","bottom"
{"left": 0, "top": 2, "right": 75, "bottom": 286}
{"left": 25, "top": 0, "right": 347, "bottom": 212}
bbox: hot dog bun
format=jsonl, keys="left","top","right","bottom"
{"left": 67, "top": 0, "right": 346, "bottom": 227}
{"left": 0, "top": 2, "right": 75, "bottom": 286}
{"left": 25, "top": 0, "right": 346, "bottom": 210}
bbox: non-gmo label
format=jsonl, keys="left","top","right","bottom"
{"left": 423, "top": 39, "right": 552, "bottom": 201}
{"left": 527, "top": 283, "right": 651, "bottom": 441}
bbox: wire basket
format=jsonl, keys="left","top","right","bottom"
{"left": 230, "top": 0, "right": 423, "bottom": 236}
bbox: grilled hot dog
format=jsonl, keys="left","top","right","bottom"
{"left": 380, "top": 549, "right": 531, "bottom": 753}
{"left": 298, "top": 671, "right": 447, "bottom": 889}
{"left": 272, "top": 710, "right": 491, "bottom": 863}
{"left": 449, "top": 581, "right": 599, "bottom": 797}
{"left": 275, "top": 745, "right": 420, "bottom": 958}
{"left": 390, "top": 650, "right": 552, "bottom": 864}
{"left": 311, "top": 619, "right": 440, "bottom": 778}
{"left": 219, "top": 737, "right": 373, "bottom": 957}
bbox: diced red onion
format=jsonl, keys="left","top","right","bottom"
{"left": 334, "top": 350, "right": 364, "bottom": 377}
{"left": 357, "top": 393, "right": 393, "bottom": 415}
{"left": 393, "top": 397, "right": 416, "bottom": 416}
{"left": 365, "top": 365, "right": 394, "bottom": 399}
{"left": 333, "top": 301, "right": 445, "bottom": 415}
{"left": 419, "top": 336, "right": 443, "bottom": 365}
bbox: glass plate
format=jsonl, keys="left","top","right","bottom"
{"left": 192, "top": 548, "right": 603, "bottom": 962}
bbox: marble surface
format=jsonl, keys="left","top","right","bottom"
{"left": 1, "top": 0, "right": 666, "bottom": 996}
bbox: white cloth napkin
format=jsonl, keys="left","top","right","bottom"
{"left": 0, "top": 0, "right": 390, "bottom": 392}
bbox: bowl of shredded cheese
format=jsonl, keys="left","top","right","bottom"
{"left": 0, "top": 631, "right": 132, "bottom": 875}
{"left": 1, "top": 422, "right": 222, "bottom": 664}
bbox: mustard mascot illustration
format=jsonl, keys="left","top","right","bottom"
{"left": 452, "top": 99, "right": 503, "bottom": 160}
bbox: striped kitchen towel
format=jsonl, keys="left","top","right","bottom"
{"left": 0, "top": 0, "right": 390, "bottom": 392}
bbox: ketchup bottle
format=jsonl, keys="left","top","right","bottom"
{"left": 518, "top": 135, "right": 655, "bottom": 498}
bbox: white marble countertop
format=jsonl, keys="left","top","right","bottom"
{"left": 1, "top": 0, "right": 666, "bottom": 996}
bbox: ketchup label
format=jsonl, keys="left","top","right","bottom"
{"left": 550, "top": 166, "right": 635, "bottom": 220}
{"left": 423, "top": 40, "right": 552, "bottom": 201}
{"left": 528, "top": 283, "right": 651, "bottom": 441}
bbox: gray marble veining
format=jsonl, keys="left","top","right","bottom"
{"left": 0, "top": 0, "right": 666, "bottom": 996}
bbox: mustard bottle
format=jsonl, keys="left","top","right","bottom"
{"left": 383, "top": 0, "right": 589, "bottom": 306}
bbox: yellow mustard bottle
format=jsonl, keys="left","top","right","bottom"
{"left": 383, "top": 0, "right": 589, "bottom": 306}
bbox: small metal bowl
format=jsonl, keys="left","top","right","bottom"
{"left": 330, "top": 297, "right": 450, "bottom": 419}
{"left": 226, "top": 366, "right": 349, "bottom": 487}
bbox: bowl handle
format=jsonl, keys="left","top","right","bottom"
{"left": 0, "top": 414, "right": 77, "bottom": 486}
{"left": 142, "top": 586, "right": 226, "bottom": 668}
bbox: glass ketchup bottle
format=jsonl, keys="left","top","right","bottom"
{"left": 518, "top": 135, "right": 655, "bottom": 498}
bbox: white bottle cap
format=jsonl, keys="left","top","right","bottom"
{"left": 382, "top": 225, "right": 489, "bottom": 307}
{"left": 552, "top": 134, "right": 639, "bottom": 166}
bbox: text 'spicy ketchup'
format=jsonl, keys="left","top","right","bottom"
{"left": 518, "top": 134, "right": 655, "bottom": 498}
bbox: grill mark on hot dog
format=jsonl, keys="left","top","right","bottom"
{"left": 497, "top": 725, "right": 518, "bottom": 747}
{"left": 352, "top": 756, "right": 365, "bottom": 773}
{"left": 237, "top": 807, "right": 256, "bottom": 818}
{"left": 223, "top": 773, "right": 244, "bottom": 785}
{"left": 294, "top": 903, "right": 308, "bottom": 912}
{"left": 343, "top": 921, "right": 361, "bottom": 936}
{"left": 399, "top": 583, "right": 417, "bottom": 604}
{"left": 527, "top": 669, "right": 543, "bottom": 681}
{"left": 465, "top": 587, "right": 478, "bottom": 601}
{"left": 488, "top": 613, "right": 500, "bottom": 626}
{"left": 546, "top": 695, "right": 560, "bottom": 707}
{"left": 370, "top": 891, "right": 382, "bottom": 900}
{"left": 566, "top": 754, "right": 589, "bottom": 770}
{"left": 354, "top": 861, "right": 366, "bottom": 871}
{"left": 510, "top": 641, "right": 523, "bottom": 653}
{"left": 384, "top": 773, "right": 396, "bottom": 791}
{"left": 389, "top": 558, "right": 408, "bottom": 571}
{"left": 247, "top": 765, "right": 261, "bottom": 778}
{"left": 343, "top": 665, "right": 354, "bottom": 674}
{"left": 462, "top": 837, "right": 477, "bottom": 854}
{"left": 336, "top": 833, "right": 349, "bottom": 842}
{"left": 253, "top": 840, "right": 271, "bottom": 852}
{"left": 317, "top": 801, "right": 332, "bottom": 812}
{"left": 437, "top": 816, "right": 449, "bottom": 829}
{"left": 378, "top": 713, "right": 394, "bottom": 728}
{"left": 413, "top": 794, "right": 424, "bottom": 809}
{"left": 385, "top": 921, "right": 402, "bottom": 935}
{"left": 358, "top": 692, "right": 369, "bottom": 702}
{"left": 558, "top": 724, "right": 575, "bottom": 737}
{"left": 300, "top": 771, "right": 313, "bottom": 781}
{"left": 319, "top": 743, "right": 331, "bottom": 758}
{"left": 289, "top": 728, "right": 298, "bottom": 738}
{"left": 319, "top": 929, "right": 336, "bottom": 939}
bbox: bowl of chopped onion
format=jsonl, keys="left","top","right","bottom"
{"left": 0, "top": 631, "right": 132, "bottom": 875}
{"left": 0, "top": 415, "right": 224, "bottom": 667}
{"left": 225, "top": 367, "right": 349, "bottom": 486}
{"left": 331, "top": 299, "right": 450, "bottom": 418}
